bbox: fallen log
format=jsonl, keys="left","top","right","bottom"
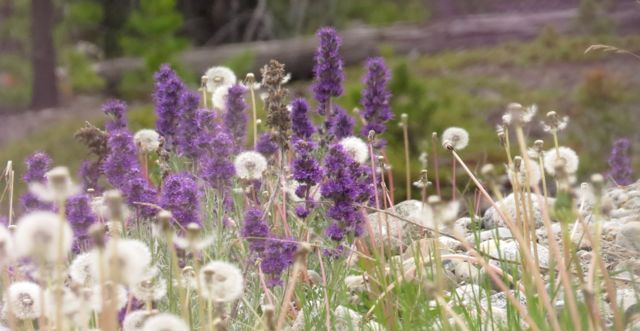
{"left": 94, "top": 4, "right": 640, "bottom": 82}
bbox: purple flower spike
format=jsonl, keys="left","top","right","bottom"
{"left": 196, "top": 109, "right": 235, "bottom": 192}
{"left": 126, "top": 177, "right": 158, "bottom": 219}
{"left": 327, "top": 105, "right": 355, "bottom": 140}
{"left": 256, "top": 132, "right": 278, "bottom": 158}
{"left": 360, "top": 57, "right": 393, "bottom": 147}
{"left": 103, "top": 130, "right": 139, "bottom": 190}
{"left": 608, "top": 138, "right": 634, "bottom": 186}
{"left": 154, "top": 64, "right": 186, "bottom": 146}
{"left": 159, "top": 172, "right": 201, "bottom": 228}
{"left": 321, "top": 144, "right": 372, "bottom": 242}
{"left": 291, "top": 98, "right": 316, "bottom": 139}
{"left": 21, "top": 152, "right": 54, "bottom": 212}
{"left": 65, "top": 194, "right": 97, "bottom": 252}
{"left": 176, "top": 89, "right": 201, "bottom": 158}
{"left": 23, "top": 152, "right": 51, "bottom": 183}
{"left": 223, "top": 84, "right": 249, "bottom": 150}
{"left": 241, "top": 207, "right": 297, "bottom": 287}
{"left": 312, "top": 27, "right": 344, "bottom": 115}
{"left": 292, "top": 139, "right": 321, "bottom": 190}
{"left": 102, "top": 99, "right": 129, "bottom": 132}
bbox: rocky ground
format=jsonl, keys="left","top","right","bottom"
{"left": 323, "top": 179, "right": 640, "bottom": 330}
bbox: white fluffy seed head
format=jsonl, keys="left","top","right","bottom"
{"left": 69, "top": 252, "right": 95, "bottom": 285}
{"left": 123, "top": 310, "right": 156, "bottom": 331}
{"left": 211, "top": 85, "right": 230, "bottom": 110}
{"left": 234, "top": 151, "right": 268, "bottom": 180}
{"left": 543, "top": 146, "right": 579, "bottom": 175}
{"left": 14, "top": 211, "right": 73, "bottom": 262}
{"left": 508, "top": 158, "right": 542, "bottom": 188}
{"left": 29, "top": 166, "right": 81, "bottom": 202}
{"left": 205, "top": 66, "right": 236, "bottom": 93}
{"left": 43, "top": 286, "right": 80, "bottom": 320}
{"left": 133, "top": 129, "right": 161, "bottom": 154}
{"left": 142, "top": 313, "right": 190, "bottom": 331}
{"left": 0, "top": 225, "right": 15, "bottom": 266}
{"left": 199, "top": 261, "right": 244, "bottom": 303}
{"left": 131, "top": 266, "right": 167, "bottom": 302}
{"left": 441, "top": 127, "right": 469, "bottom": 150}
{"left": 91, "top": 239, "right": 151, "bottom": 286}
{"left": 4, "top": 281, "right": 42, "bottom": 320}
{"left": 338, "top": 137, "right": 369, "bottom": 164}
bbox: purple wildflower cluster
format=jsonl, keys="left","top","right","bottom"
{"left": 327, "top": 105, "right": 355, "bottom": 140}
{"left": 312, "top": 27, "right": 344, "bottom": 115}
{"left": 291, "top": 139, "right": 321, "bottom": 218}
{"left": 361, "top": 57, "right": 393, "bottom": 147}
{"left": 159, "top": 172, "right": 201, "bottom": 228}
{"left": 291, "top": 98, "right": 316, "bottom": 139}
{"left": 103, "top": 129, "right": 157, "bottom": 218}
{"left": 154, "top": 65, "right": 186, "bottom": 146}
{"left": 241, "top": 208, "right": 296, "bottom": 287}
{"left": 103, "top": 99, "right": 129, "bottom": 132}
{"left": 21, "top": 152, "right": 54, "bottom": 212}
{"left": 256, "top": 132, "right": 278, "bottom": 158}
{"left": 176, "top": 90, "right": 201, "bottom": 158}
{"left": 65, "top": 194, "right": 97, "bottom": 252}
{"left": 608, "top": 138, "right": 634, "bottom": 186}
{"left": 320, "top": 144, "right": 372, "bottom": 242}
{"left": 223, "top": 84, "right": 249, "bottom": 150}
{"left": 195, "top": 109, "right": 235, "bottom": 193}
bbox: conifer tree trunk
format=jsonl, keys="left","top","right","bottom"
{"left": 30, "top": 0, "right": 58, "bottom": 109}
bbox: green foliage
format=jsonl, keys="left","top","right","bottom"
{"left": 577, "top": 0, "right": 612, "bottom": 34}
{"left": 0, "top": 56, "right": 32, "bottom": 109}
{"left": 118, "top": 0, "right": 189, "bottom": 96}
{"left": 61, "top": 48, "right": 105, "bottom": 93}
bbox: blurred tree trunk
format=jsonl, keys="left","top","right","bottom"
{"left": 30, "top": 0, "right": 58, "bottom": 109}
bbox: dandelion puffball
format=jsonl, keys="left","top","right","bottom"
{"left": 4, "top": 281, "right": 42, "bottom": 320}
{"left": 142, "top": 313, "right": 190, "bottom": 331}
{"left": 199, "top": 260, "right": 244, "bottom": 303}
{"left": 543, "top": 146, "right": 579, "bottom": 175}
{"left": 134, "top": 129, "right": 161, "bottom": 153}
{"left": 234, "top": 151, "right": 268, "bottom": 180}
{"left": 211, "top": 85, "right": 230, "bottom": 110}
{"left": 0, "top": 225, "right": 14, "bottom": 266}
{"left": 90, "top": 239, "right": 151, "bottom": 286}
{"left": 508, "top": 158, "right": 542, "bottom": 188}
{"left": 441, "top": 127, "right": 469, "bottom": 150}
{"left": 69, "top": 252, "right": 95, "bottom": 285}
{"left": 123, "top": 310, "right": 155, "bottom": 331}
{"left": 29, "top": 166, "right": 81, "bottom": 202}
{"left": 131, "top": 266, "right": 168, "bottom": 302}
{"left": 14, "top": 211, "right": 73, "bottom": 262}
{"left": 339, "top": 136, "right": 369, "bottom": 164}
{"left": 205, "top": 66, "right": 236, "bottom": 94}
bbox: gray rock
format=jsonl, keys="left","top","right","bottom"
{"left": 482, "top": 193, "right": 553, "bottom": 229}
{"left": 367, "top": 200, "right": 433, "bottom": 251}
{"left": 616, "top": 222, "right": 640, "bottom": 253}
{"left": 480, "top": 291, "right": 527, "bottom": 310}
{"left": 452, "top": 260, "right": 481, "bottom": 283}
{"left": 466, "top": 227, "right": 513, "bottom": 243}
{"left": 479, "top": 239, "right": 549, "bottom": 267}
{"left": 453, "top": 284, "right": 486, "bottom": 304}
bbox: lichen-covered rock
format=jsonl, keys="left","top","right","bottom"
{"left": 481, "top": 193, "right": 554, "bottom": 229}
{"left": 616, "top": 222, "right": 640, "bottom": 253}
{"left": 367, "top": 200, "right": 434, "bottom": 251}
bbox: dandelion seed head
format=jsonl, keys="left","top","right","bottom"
{"left": 131, "top": 266, "right": 167, "bottom": 302}
{"left": 338, "top": 136, "right": 369, "bottom": 164}
{"left": 234, "top": 151, "right": 268, "bottom": 180}
{"left": 43, "top": 286, "right": 80, "bottom": 320}
{"left": 211, "top": 84, "right": 230, "bottom": 110}
{"left": 199, "top": 261, "right": 244, "bottom": 303}
{"left": 508, "top": 158, "right": 541, "bottom": 188}
{"left": 133, "top": 129, "right": 161, "bottom": 154}
{"left": 4, "top": 282, "right": 41, "bottom": 320}
{"left": 441, "top": 127, "right": 469, "bottom": 150}
{"left": 91, "top": 239, "right": 151, "bottom": 286}
{"left": 205, "top": 66, "right": 236, "bottom": 93}
{"left": 142, "top": 313, "right": 190, "bottom": 331}
{"left": 123, "top": 310, "right": 156, "bottom": 331}
{"left": 0, "top": 225, "right": 14, "bottom": 266}
{"left": 69, "top": 252, "right": 95, "bottom": 285}
{"left": 29, "top": 166, "right": 81, "bottom": 202}
{"left": 14, "top": 211, "right": 73, "bottom": 262}
{"left": 543, "top": 146, "right": 579, "bottom": 175}
{"left": 89, "top": 282, "right": 128, "bottom": 312}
